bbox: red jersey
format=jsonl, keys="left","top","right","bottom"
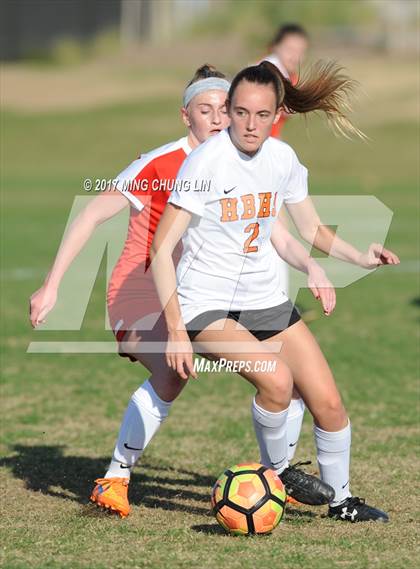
{"left": 107, "top": 137, "right": 191, "bottom": 333}
{"left": 261, "top": 54, "right": 298, "bottom": 138}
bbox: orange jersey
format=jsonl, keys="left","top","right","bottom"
{"left": 268, "top": 65, "right": 298, "bottom": 139}
{"left": 271, "top": 114, "right": 288, "bottom": 138}
{"left": 107, "top": 137, "right": 191, "bottom": 333}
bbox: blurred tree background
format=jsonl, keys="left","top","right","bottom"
{"left": 1, "top": 0, "right": 418, "bottom": 63}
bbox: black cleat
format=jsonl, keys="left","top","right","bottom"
{"left": 328, "top": 496, "right": 389, "bottom": 523}
{"left": 279, "top": 460, "right": 335, "bottom": 506}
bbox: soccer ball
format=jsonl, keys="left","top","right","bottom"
{"left": 211, "top": 462, "right": 286, "bottom": 535}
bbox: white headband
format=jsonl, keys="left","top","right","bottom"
{"left": 183, "top": 77, "right": 231, "bottom": 108}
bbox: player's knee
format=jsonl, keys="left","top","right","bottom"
{"left": 150, "top": 367, "right": 186, "bottom": 402}
{"left": 259, "top": 364, "right": 293, "bottom": 409}
{"left": 315, "top": 394, "right": 347, "bottom": 425}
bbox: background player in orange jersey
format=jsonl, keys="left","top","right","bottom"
{"left": 262, "top": 24, "right": 310, "bottom": 441}
{"left": 262, "top": 23, "right": 309, "bottom": 139}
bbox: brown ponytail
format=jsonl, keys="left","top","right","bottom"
{"left": 281, "top": 61, "right": 365, "bottom": 139}
{"left": 229, "top": 61, "right": 365, "bottom": 139}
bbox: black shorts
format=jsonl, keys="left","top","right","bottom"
{"left": 186, "top": 300, "right": 301, "bottom": 341}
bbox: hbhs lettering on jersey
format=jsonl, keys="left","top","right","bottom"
{"left": 219, "top": 192, "right": 278, "bottom": 222}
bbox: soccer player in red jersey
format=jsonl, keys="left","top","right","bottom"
{"left": 29, "top": 65, "right": 231, "bottom": 516}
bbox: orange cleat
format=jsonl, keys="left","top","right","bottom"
{"left": 90, "top": 477, "right": 130, "bottom": 518}
{"left": 286, "top": 494, "right": 303, "bottom": 506}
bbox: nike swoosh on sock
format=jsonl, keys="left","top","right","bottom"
{"left": 124, "top": 443, "right": 143, "bottom": 451}
{"left": 271, "top": 458, "right": 286, "bottom": 467}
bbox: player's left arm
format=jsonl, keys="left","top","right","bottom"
{"left": 286, "top": 196, "right": 400, "bottom": 269}
{"left": 271, "top": 217, "right": 336, "bottom": 315}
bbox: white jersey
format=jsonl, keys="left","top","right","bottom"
{"left": 168, "top": 129, "right": 308, "bottom": 324}
{"left": 261, "top": 53, "right": 290, "bottom": 79}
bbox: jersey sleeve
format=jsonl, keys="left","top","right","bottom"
{"left": 113, "top": 155, "right": 155, "bottom": 212}
{"left": 167, "top": 152, "right": 209, "bottom": 217}
{"left": 283, "top": 148, "right": 308, "bottom": 204}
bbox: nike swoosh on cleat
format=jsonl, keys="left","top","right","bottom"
{"left": 120, "top": 463, "right": 131, "bottom": 469}
{"left": 224, "top": 186, "right": 236, "bottom": 194}
{"left": 124, "top": 443, "right": 143, "bottom": 451}
{"left": 289, "top": 442, "right": 297, "bottom": 447}
{"left": 342, "top": 480, "right": 349, "bottom": 489}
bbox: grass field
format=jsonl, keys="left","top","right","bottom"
{"left": 1, "top": 53, "right": 419, "bottom": 569}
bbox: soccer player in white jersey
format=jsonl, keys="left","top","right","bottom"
{"left": 151, "top": 61, "right": 400, "bottom": 522}
{"left": 29, "top": 64, "right": 332, "bottom": 517}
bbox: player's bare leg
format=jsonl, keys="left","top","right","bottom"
{"left": 264, "top": 320, "right": 389, "bottom": 522}
{"left": 193, "top": 319, "right": 334, "bottom": 506}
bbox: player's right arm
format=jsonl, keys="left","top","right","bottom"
{"left": 149, "top": 149, "right": 208, "bottom": 380}
{"left": 149, "top": 203, "right": 197, "bottom": 380}
{"left": 29, "top": 192, "right": 127, "bottom": 328}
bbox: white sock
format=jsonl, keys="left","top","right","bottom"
{"left": 286, "top": 398, "right": 305, "bottom": 461}
{"left": 314, "top": 420, "right": 352, "bottom": 506}
{"left": 252, "top": 397, "right": 289, "bottom": 475}
{"left": 105, "top": 379, "right": 172, "bottom": 479}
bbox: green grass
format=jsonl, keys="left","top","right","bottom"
{"left": 1, "top": 72, "right": 419, "bottom": 568}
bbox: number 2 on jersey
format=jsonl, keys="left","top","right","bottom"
{"left": 243, "top": 222, "right": 259, "bottom": 253}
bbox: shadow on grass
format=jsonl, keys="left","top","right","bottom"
{"left": 285, "top": 507, "right": 317, "bottom": 520}
{"left": 191, "top": 523, "right": 227, "bottom": 535}
{"left": 0, "top": 444, "right": 213, "bottom": 516}
{"left": 1, "top": 445, "right": 321, "bottom": 522}
{"left": 191, "top": 523, "right": 290, "bottom": 536}
{"left": 191, "top": 505, "right": 317, "bottom": 535}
